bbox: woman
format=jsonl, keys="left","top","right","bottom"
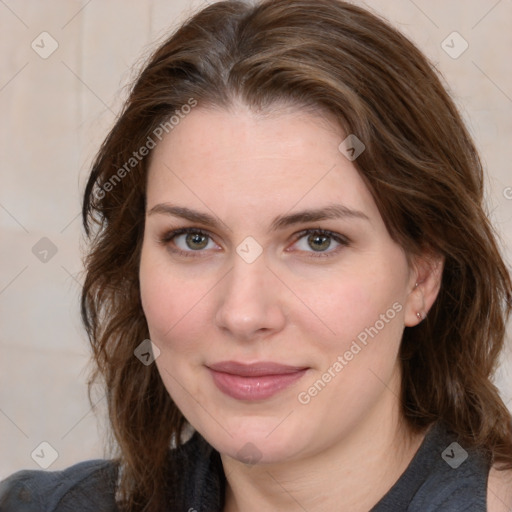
{"left": 1, "top": 0, "right": 511, "bottom": 510}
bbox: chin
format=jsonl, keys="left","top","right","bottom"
{"left": 197, "top": 417, "right": 310, "bottom": 465}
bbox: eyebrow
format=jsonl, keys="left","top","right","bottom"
{"left": 147, "top": 203, "right": 369, "bottom": 230}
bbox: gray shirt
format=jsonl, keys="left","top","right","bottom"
{"left": 0, "top": 421, "right": 491, "bottom": 511}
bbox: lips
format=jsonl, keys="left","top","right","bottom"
{"left": 207, "top": 361, "right": 308, "bottom": 400}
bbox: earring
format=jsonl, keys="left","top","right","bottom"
{"left": 416, "top": 312, "right": 425, "bottom": 321}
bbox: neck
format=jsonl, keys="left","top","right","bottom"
{"left": 221, "top": 375, "right": 427, "bottom": 512}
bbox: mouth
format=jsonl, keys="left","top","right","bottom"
{"left": 206, "top": 361, "right": 309, "bottom": 401}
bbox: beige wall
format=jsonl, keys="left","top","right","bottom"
{"left": 1, "top": 0, "right": 511, "bottom": 477}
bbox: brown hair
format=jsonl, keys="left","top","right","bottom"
{"left": 81, "top": 0, "right": 512, "bottom": 509}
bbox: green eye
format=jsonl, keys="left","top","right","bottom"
{"left": 185, "top": 232, "right": 209, "bottom": 250}
{"left": 291, "top": 228, "right": 349, "bottom": 258}
{"left": 160, "top": 228, "right": 217, "bottom": 255}
{"left": 307, "top": 233, "right": 332, "bottom": 251}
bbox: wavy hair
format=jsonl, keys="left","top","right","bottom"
{"left": 81, "top": 0, "right": 512, "bottom": 509}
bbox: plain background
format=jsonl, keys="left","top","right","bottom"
{"left": 1, "top": 0, "right": 511, "bottom": 478}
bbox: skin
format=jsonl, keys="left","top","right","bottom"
{"left": 139, "top": 103, "right": 449, "bottom": 511}
{"left": 487, "top": 467, "right": 512, "bottom": 511}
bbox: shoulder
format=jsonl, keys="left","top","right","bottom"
{"left": 487, "top": 465, "right": 512, "bottom": 512}
{"left": 388, "top": 421, "right": 493, "bottom": 511}
{"left": 0, "top": 459, "right": 119, "bottom": 512}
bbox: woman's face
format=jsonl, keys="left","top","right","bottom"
{"left": 140, "top": 104, "right": 420, "bottom": 464}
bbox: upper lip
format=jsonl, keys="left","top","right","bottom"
{"left": 207, "top": 361, "right": 308, "bottom": 377}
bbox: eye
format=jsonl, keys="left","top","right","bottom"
{"left": 290, "top": 229, "right": 349, "bottom": 257}
{"left": 159, "top": 228, "right": 220, "bottom": 256}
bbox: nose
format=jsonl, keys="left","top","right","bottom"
{"left": 214, "top": 255, "right": 287, "bottom": 341}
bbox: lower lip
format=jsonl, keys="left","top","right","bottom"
{"left": 208, "top": 368, "right": 307, "bottom": 401}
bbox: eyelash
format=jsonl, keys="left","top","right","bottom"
{"left": 290, "top": 228, "right": 350, "bottom": 258}
{"left": 158, "top": 227, "right": 350, "bottom": 259}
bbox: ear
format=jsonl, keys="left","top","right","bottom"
{"left": 404, "top": 251, "right": 444, "bottom": 327}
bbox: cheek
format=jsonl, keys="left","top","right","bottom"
{"left": 292, "top": 260, "right": 407, "bottom": 355}
{"left": 139, "top": 249, "right": 209, "bottom": 355}
{"left": 293, "top": 270, "right": 406, "bottom": 421}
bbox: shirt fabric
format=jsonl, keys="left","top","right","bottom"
{"left": 0, "top": 420, "right": 492, "bottom": 511}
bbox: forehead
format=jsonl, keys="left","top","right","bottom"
{"left": 146, "top": 105, "right": 381, "bottom": 225}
